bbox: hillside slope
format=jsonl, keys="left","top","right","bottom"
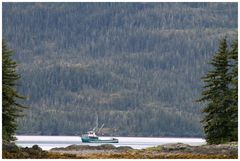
{"left": 3, "top": 2, "right": 237, "bottom": 137}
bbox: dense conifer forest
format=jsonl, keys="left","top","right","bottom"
{"left": 2, "top": 3, "right": 237, "bottom": 137}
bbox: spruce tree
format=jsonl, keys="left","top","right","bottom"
{"left": 2, "top": 40, "right": 26, "bottom": 142}
{"left": 227, "top": 39, "right": 238, "bottom": 141}
{"left": 198, "top": 38, "right": 231, "bottom": 144}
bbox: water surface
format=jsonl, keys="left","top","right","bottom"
{"left": 16, "top": 135, "right": 206, "bottom": 150}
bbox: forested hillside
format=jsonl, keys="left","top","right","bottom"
{"left": 2, "top": 3, "right": 237, "bottom": 137}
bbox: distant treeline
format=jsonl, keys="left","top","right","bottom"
{"left": 3, "top": 3, "right": 237, "bottom": 137}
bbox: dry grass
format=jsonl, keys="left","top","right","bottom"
{"left": 70, "top": 152, "right": 237, "bottom": 159}
{"left": 3, "top": 142, "right": 238, "bottom": 159}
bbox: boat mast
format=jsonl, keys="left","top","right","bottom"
{"left": 96, "top": 113, "right": 98, "bottom": 129}
{"left": 97, "top": 124, "right": 104, "bottom": 134}
{"left": 93, "top": 112, "right": 98, "bottom": 132}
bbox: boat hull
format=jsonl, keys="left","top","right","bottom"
{"left": 81, "top": 137, "right": 119, "bottom": 143}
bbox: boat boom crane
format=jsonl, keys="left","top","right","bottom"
{"left": 97, "top": 124, "right": 104, "bottom": 133}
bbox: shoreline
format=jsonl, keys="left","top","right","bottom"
{"left": 3, "top": 142, "right": 237, "bottom": 159}
{"left": 49, "top": 142, "right": 238, "bottom": 159}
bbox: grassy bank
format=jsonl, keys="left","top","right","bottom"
{"left": 2, "top": 142, "right": 238, "bottom": 159}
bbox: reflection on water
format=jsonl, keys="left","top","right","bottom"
{"left": 16, "top": 135, "right": 206, "bottom": 150}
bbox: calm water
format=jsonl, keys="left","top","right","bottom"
{"left": 16, "top": 135, "right": 206, "bottom": 150}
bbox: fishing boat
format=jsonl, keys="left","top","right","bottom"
{"left": 81, "top": 113, "right": 119, "bottom": 143}
{"left": 81, "top": 130, "right": 119, "bottom": 143}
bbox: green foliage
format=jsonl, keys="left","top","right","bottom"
{"left": 3, "top": 3, "right": 237, "bottom": 137}
{"left": 2, "top": 40, "right": 27, "bottom": 142}
{"left": 198, "top": 37, "right": 238, "bottom": 144}
{"left": 227, "top": 39, "right": 238, "bottom": 141}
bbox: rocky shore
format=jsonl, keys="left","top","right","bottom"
{"left": 3, "top": 142, "right": 238, "bottom": 159}
{"left": 51, "top": 144, "right": 132, "bottom": 154}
